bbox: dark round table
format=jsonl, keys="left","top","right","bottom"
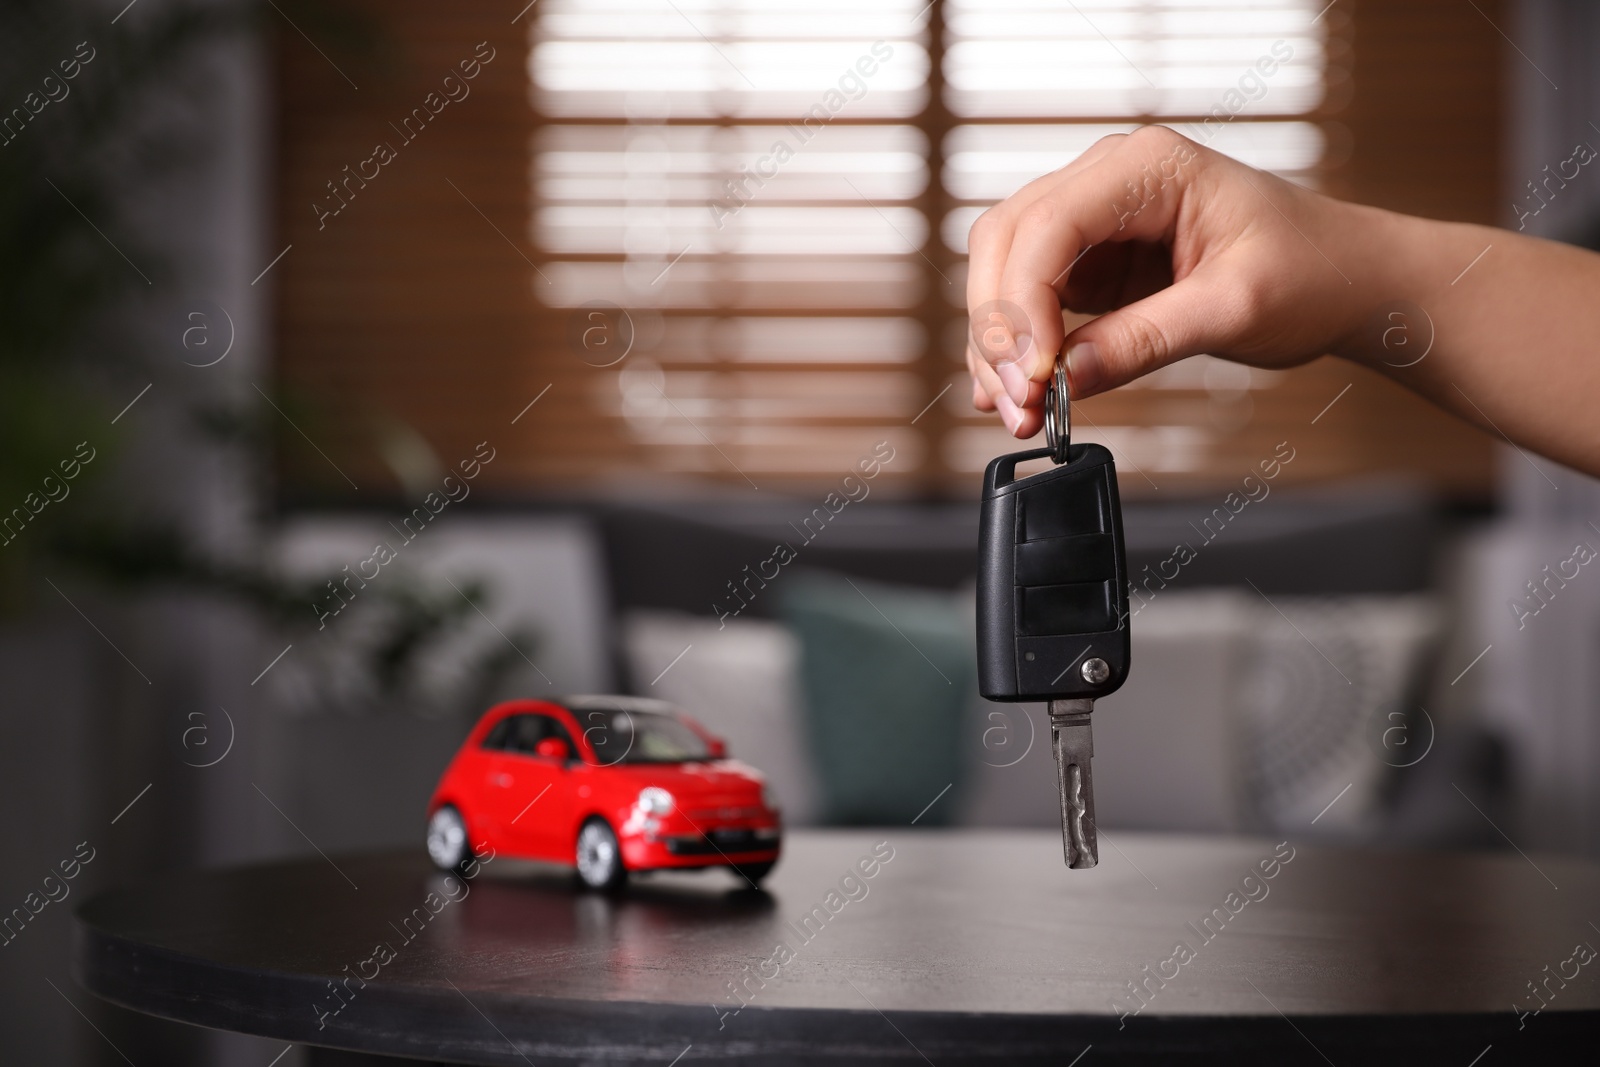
{"left": 76, "top": 829, "right": 1600, "bottom": 1064}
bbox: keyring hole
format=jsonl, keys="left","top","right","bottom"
{"left": 1013, "top": 454, "right": 1057, "bottom": 481}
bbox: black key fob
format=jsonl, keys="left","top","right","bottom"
{"left": 976, "top": 442, "right": 1131, "bottom": 701}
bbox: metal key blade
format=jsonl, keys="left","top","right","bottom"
{"left": 1049, "top": 698, "right": 1098, "bottom": 869}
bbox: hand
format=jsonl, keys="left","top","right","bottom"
{"left": 965, "top": 125, "right": 1388, "bottom": 438}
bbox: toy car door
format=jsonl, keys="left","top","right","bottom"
{"left": 496, "top": 713, "right": 575, "bottom": 860}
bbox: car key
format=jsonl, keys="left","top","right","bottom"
{"left": 976, "top": 362, "right": 1131, "bottom": 868}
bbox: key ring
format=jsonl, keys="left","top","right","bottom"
{"left": 1043, "top": 359, "right": 1070, "bottom": 465}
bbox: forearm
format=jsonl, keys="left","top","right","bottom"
{"left": 1335, "top": 206, "right": 1600, "bottom": 475}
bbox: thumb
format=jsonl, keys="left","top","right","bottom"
{"left": 1060, "top": 275, "right": 1236, "bottom": 398}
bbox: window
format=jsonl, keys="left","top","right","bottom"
{"left": 541, "top": 715, "right": 578, "bottom": 754}
{"left": 530, "top": 0, "right": 936, "bottom": 486}
{"left": 275, "top": 1, "right": 1500, "bottom": 500}
{"left": 531, "top": 0, "right": 1341, "bottom": 487}
{"left": 575, "top": 707, "right": 711, "bottom": 764}
{"left": 494, "top": 713, "right": 577, "bottom": 755}
{"left": 481, "top": 716, "right": 517, "bottom": 751}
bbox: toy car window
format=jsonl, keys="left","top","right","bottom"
{"left": 480, "top": 717, "right": 515, "bottom": 751}
{"left": 504, "top": 714, "right": 547, "bottom": 753}
{"left": 497, "top": 714, "right": 577, "bottom": 755}
{"left": 579, "top": 709, "right": 710, "bottom": 765}
{"left": 539, "top": 715, "right": 577, "bottom": 753}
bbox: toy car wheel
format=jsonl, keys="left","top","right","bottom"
{"left": 732, "top": 860, "right": 776, "bottom": 886}
{"left": 426, "top": 806, "right": 472, "bottom": 872}
{"left": 576, "top": 818, "right": 627, "bottom": 891}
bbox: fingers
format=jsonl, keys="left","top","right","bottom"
{"left": 971, "top": 371, "right": 994, "bottom": 412}
{"left": 966, "top": 133, "right": 1130, "bottom": 387}
{"left": 972, "top": 267, "right": 1231, "bottom": 439}
{"left": 967, "top": 345, "right": 996, "bottom": 411}
{"left": 997, "top": 127, "right": 1205, "bottom": 388}
{"left": 965, "top": 125, "right": 1228, "bottom": 439}
{"left": 968, "top": 343, "right": 1044, "bottom": 438}
{"left": 1061, "top": 263, "right": 1242, "bottom": 397}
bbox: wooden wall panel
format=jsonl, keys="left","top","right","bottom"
{"left": 274, "top": 4, "right": 545, "bottom": 497}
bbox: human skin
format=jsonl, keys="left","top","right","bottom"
{"left": 966, "top": 124, "right": 1600, "bottom": 476}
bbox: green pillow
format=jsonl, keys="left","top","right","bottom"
{"left": 779, "top": 572, "right": 975, "bottom": 825}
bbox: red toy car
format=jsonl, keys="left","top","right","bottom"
{"left": 426, "top": 696, "right": 782, "bottom": 889}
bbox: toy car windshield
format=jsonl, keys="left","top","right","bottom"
{"left": 583, "top": 708, "right": 711, "bottom": 765}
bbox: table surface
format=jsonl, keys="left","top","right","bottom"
{"left": 77, "top": 830, "right": 1600, "bottom": 1065}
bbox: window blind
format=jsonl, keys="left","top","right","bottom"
{"left": 529, "top": 0, "right": 936, "bottom": 484}
{"left": 274, "top": 0, "right": 1501, "bottom": 500}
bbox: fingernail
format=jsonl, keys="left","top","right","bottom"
{"left": 997, "top": 360, "right": 1029, "bottom": 406}
{"left": 1014, "top": 333, "right": 1035, "bottom": 375}
{"left": 1065, "top": 341, "right": 1102, "bottom": 396}
{"left": 996, "top": 394, "right": 1023, "bottom": 435}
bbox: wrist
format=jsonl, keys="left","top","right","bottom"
{"left": 1326, "top": 203, "right": 1432, "bottom": 367}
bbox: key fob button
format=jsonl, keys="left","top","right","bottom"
{"left": 976, "top": 443, "right": 1131, "bottom": 702}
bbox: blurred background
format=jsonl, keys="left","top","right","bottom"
{"left": 6, "top": 0, "right": 1600, "bottom": 1061}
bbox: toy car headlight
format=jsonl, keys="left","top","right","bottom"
{"left": 638, "top": 787, "right": 674, "bottom": 816}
